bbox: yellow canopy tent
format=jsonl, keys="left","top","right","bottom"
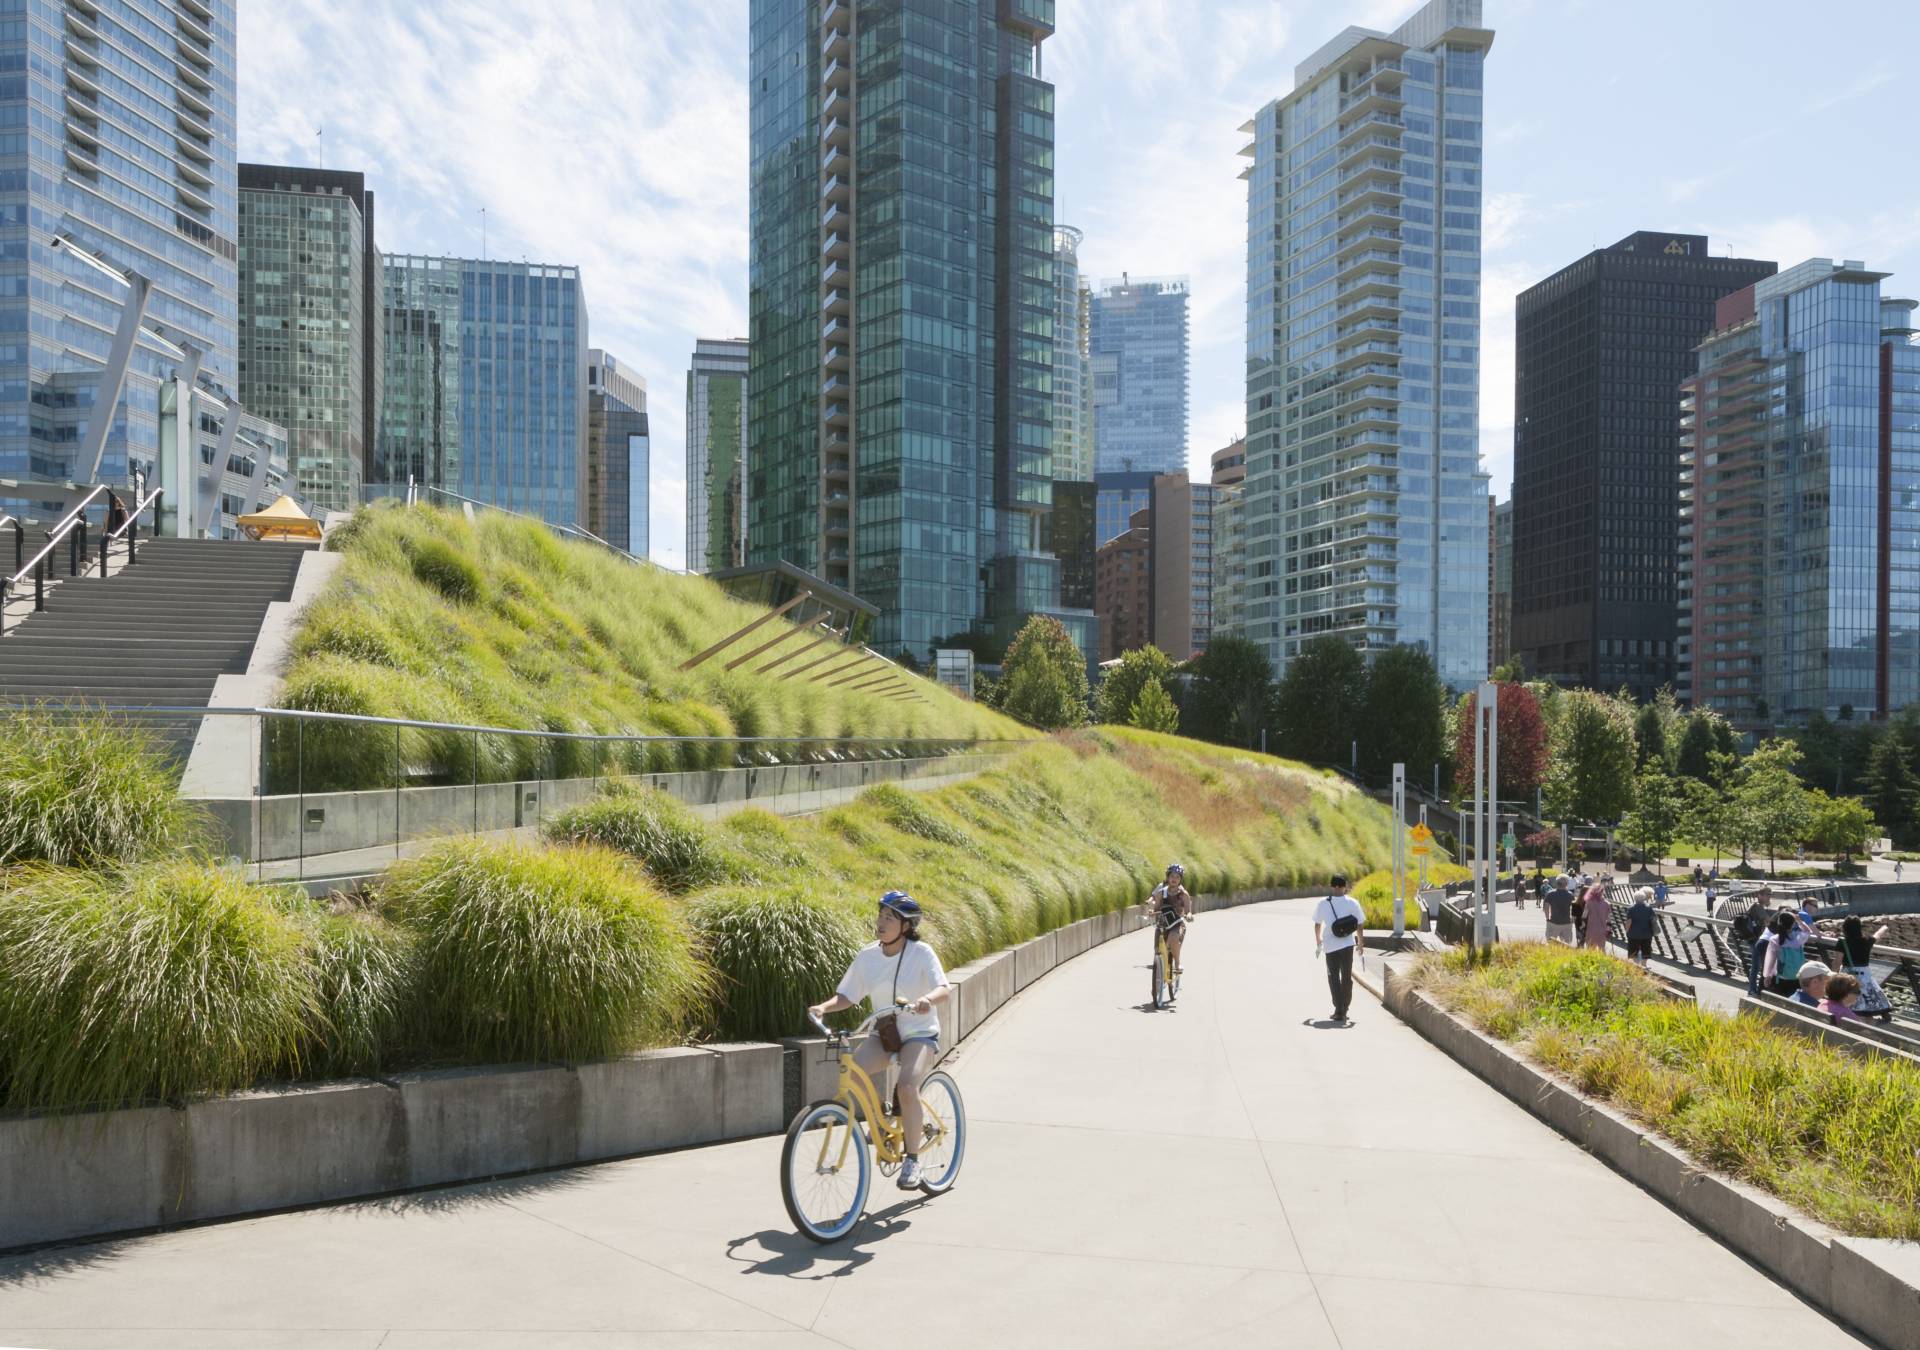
{"left": 236, "top": 495, "right": 322, "bottom": 542}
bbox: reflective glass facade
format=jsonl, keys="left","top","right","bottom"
{"left": 1090, "top": 275, "right": 1187, "bottom": 476}
{"left": 1680, "top": 263, "right": 1920, "bottom": 727}
{"left": 748, "top": 0, "right": 1067, "bottom": 659}
{"left": 686, "top": 336, "right": 748, "bottom": 573}
{"left": 0, "top": 0, "right": 237, "bottom": 514}
{"left": 1094, "top": 468, "right": 1153, "bottom": 546}
{"left": 236, "top": 164, "right": 379, "bottom": 515}
{"left": 586, "top": 348, "right": 645, "bottom": 554}
{"left": 1242, "top": 0, "right": 1491, "bottom": 688}
{"left": 1051, "top": 225, "right": 1092, "bottom": 481}
{"left": 378, "top": 255, "right": 588, "bottom": 529}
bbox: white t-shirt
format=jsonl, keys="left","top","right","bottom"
{"left": 1313, "top": 895, "right": 1366, "bottom": 953}
{"left": 836, "top": 939, "right": 949, "bottom": 1043}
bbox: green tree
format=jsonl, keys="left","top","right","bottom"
{"left": 1805, "top": 791, "right": 1877, "bottom": 859}
{"left": 1712, "top": 716, "right": 1739, "bottom": 760}
{"left": 1619, "top": 766, "right": 1684, "bottom": 873}
{"left": 1543, "top": 689, "right": 1637, "bottom": 825}
{"left": 1357, "top": 645, "right": 1445, "bottom": 784}
{"left": 1733, "top": 738, "right": 1814, "bottom": 875}
{"left": 1862, "top": 732, "right": 1919, "bottom": 849}
{"left": 995, "top": 615, "right": 1089, "bottom": 731}
{"left": 1675, "top": 713, "right": 1718, "bottom": 781}
{"left": 1679, "top": 772, "right": 1738, "bottom": 869}
{"left": 1634, "top": 702, "right": 1668, "bottom": 768}
{"left": 1270, "top": 634, "right": 1364, "bottom": 766}
{"left": 1095, "top": 645, "right": 1175, "bottom": 726}
{"left": 1184, "top": 635, "right": 1272, "bottom": 749}
{"left": 1128, "top": 678, "right": 1181, "bottom": 734}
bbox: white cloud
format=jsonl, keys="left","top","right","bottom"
{"left": 239, "top": 1, "right": 749, "bottom": 570}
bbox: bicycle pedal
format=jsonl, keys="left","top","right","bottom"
{"left": 878, "top": 1159, "right": 900, "bottom": 1178}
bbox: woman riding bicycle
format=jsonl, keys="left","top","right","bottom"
{"left": 1153, "top": 863, "right": 1193, "bottom": 973}
{"left": 806, "top": 890, "right": 952, "bottom": 1190}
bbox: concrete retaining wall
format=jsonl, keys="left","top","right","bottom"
{"left": 0, "top": 880, "right": 1326, "bottom": 1254}
{"left": 192, "top": 752, "right": 1006, "bottom": 864}
{"left": 1381, "top": 968, "right": 1920, "bottom": 1350}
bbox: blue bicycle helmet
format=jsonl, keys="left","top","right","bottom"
{"left": 1166, "top": 862, "right": 1184, "bottom": 877}
{"left": 878, "top": 890, "right": 922, "bottom": 921}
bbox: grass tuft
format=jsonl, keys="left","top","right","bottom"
{"left": 690, "top": 885, "right": 865, "bottom": 1040}
{"left": 297, "top": 899, "right": 417, "bottom": 1078}
{"left": 382, "top": 838, "right": 709, "bottom": 1062}
{"left": 0, "top": 708, "right": 206, "bottom": 868}
{"left": 0, "top": 861, "right": 316, "bottom": 1110}
{"left": 1409, "top": 940, "right": 1920, "bottom": 1239}
{"left": 543, "top": 782, "right": 745, "bottom": 894}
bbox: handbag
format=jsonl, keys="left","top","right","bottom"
{"left": 873, "top": 946, "right": 907, "bottom": 1053}
{"left": 1329, "top": 900, "right": 1360, "bottom": 939}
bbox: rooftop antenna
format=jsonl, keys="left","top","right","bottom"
{"left": 315, "top": 125, "right": 322, "bottom": 170}
{"left": 480, "top": 207, "right": 487, "bottom": 260}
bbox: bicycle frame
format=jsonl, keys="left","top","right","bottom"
{"left": 806, "top": 1011, "right": 952, "bottom": 1168}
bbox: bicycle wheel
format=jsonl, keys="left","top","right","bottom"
{"left": 1152, "top": 943, "right": 1170, "bottom": 1009}
{"left": 780, "top": 1099, "right": 869, "bottom": 1243}
{"left": 914, "top": 1070, "right": 967, "bottom": 1195}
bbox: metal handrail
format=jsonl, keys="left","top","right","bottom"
{"left": 0, "top": 700, "right": 1031, "bottom": 751}
{"left": 98, "top": 485, "right": 162, "bottom": 574}
{"left": 0, "top": 483, "right": 107, "bottom": 634}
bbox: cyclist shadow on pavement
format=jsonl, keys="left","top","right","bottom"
{"left": 726, "top": 1196, "right": 930, "bottom": 1279}
{"left": 1302, "top": 1017, "right": 1356, "bottom": 1030}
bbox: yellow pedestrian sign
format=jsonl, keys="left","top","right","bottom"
{"left": 1409, "top": 822, "right": 1433, "bottom": 857}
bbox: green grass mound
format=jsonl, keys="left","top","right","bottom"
{"left": 383, "top": 838, "right": 708, "bottom": 1062}
{"left": 0, "top": 709, "right": 206, "bottom": 868}
{"left": 0, "top": 862, "right": 315, "bottom": 1110}
{"left": 543, "top": 782, "right": 745, "bottom": 894}
{"left": 279, "top": 503, "right": 1026, "bottom": 787}
{"left": 1410, "top": 941, "right": 1920, "bottom": 1239}
{"left": 691, "top": 885, "right": 865, "bottom": 1041}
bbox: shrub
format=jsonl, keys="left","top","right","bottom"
{"left": 383, "top": 838, "right": 708, "bottom": 1062}
{"left": 299, "top": 901, "right": 416, "bottom": 1077}
{"left": 0, "top": 862, "right": 316, "bottom": 1110}
{"left": 0, "top": 709, "right": 206, "bottom": 868}
{"left": 691, "top": 885, "right": 865, "bottom": 1040}
{"left": 1350, "top": 863, "right": 1471, "bottom": 928}
{"left": 408, "top": 535, "right": 484, "bottom": 602}
{"left": 543, "top": 782, "right": 740, "bottom": 893}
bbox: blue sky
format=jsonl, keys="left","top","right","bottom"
{"left": 239, "top": 0, "right": 1920, "bottom": 568}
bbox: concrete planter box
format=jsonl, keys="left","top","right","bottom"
{"left": 1382, "top": 969, "right": 1920, "bottom": 1350}
{"left": 2, "top": 881, "right": 1335, "bottom": 1254}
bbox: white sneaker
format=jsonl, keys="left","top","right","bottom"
{"left": 897, "top": 1155, "right": 922, "bottom": 1189}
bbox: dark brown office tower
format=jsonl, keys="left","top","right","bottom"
{"left": 1510, "top": 232, "right": 1774, "bottom": 700}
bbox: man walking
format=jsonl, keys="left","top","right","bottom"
{"left": 1312, "top": 875, "right": 1366, "bottom": 1026}
{"left": 1542, "top": 873, "right": 1577, "bottom": 945}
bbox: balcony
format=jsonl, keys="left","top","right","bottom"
{"left": 822, "top": 172, "right": 849, "bottom": 205}
{"left": 173, "top": 130, "right": 213, "bottom": 164}
{"left": 175, "top": 6, "right": 213, "bottom": 51}
{"left": 175, "top": 58, "right": 213, "bottom": 92}
{"left": 821, "top": 258, "right": 847, "bottom": 288}
{"left": 821, "top": 316, "right": 848, "bottom": 343}
{"left": 1335, "top": 226, "right": 1400, "bottom": 260}
{"left": 176, "top": 155, "right": 213, "bottom": 187}
{"left": 1336, "top": 201, "right": 1400, "bottom": 233}
{"left": 63, "top": 8, "right": 101, "bottom": 43}
{"left": 820, "top": 23, "right": 848, "bottom": 61}
{"left": 1333, "top": 363, "right": 1402, "bottom": 392}
{"left": 822, "top": 288, "right": 849, "bottom": 317}
{"left": 1334, "top": 249, "right": 1402, "bottom": 285}
{"left": 823, "top": 344, "right": 849, "bottom": 374}
{"left": 1336, "top": 112, "right": 1403, "bottom": 148}
{"left": 821, "top": 115, "right": 850, "bottom": 149}
{"left": 823, "top": 400, "right": 849, "bottom": 428}
{"left": 176, "top": 82, "right": 213, "bottom": 118}
{"left": 823, "top": 0, "right": 850, "bottom": 28}
{"left": 1336, "top": 136, "right": 1403, "bottom": 173}
{"left": 175, "top": 179, "right": 213, "bottom": 213}
{"left": 821, "top": 141, "right": 848, "bottom": 177}
{"left": 822, "top": 230, "right": 848, "bottom": 262}
{"left": 1338, "top": 156, "right": 1401, "bottom": 189}
{"left": 174, "top": 33, "right": 211, "bottom": 71}
{"left": 822, "top": 374, "right": 849, "bottom": 400}
{"left": 1336, "top": 178, "right": 1402, "bottom": 211}
{"left": 1337, "top": 86, "right": 1404, "bottom": 120}
{"left": 1335, "top": 316, "right": 1400, "bottom": 346}
{"left": 823, "top": 56, "right": 850, "bottom": 91}
{"left": 175, "top": 105, "right": 215, "bottom": 144}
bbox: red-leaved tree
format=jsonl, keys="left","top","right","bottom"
{"left": 1453, "top": 682, "right": 1549, "bottom": 798}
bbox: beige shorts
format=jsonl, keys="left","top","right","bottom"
{"left": 1545, "top": 922, "right": 1576, "bottom": 944}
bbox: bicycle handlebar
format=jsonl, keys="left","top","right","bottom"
{"left": 806, "top": 998, "right": 911, "bottom": 1039}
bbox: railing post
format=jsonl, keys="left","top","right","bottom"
{"left": 32, "top": 554, "right": 45, "bottom": 610}
{"left": 296, "top": 717, "right": 306, "bottom": 883}
{"left": 393, "top": 722, "right": 402, "bottom": 865}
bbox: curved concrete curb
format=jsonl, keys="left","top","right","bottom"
{"left": 0, "top": 882, "right": 1325, "bottom": 1254}
{"left": 1380, "top": 966, "right": 1920, "bottom": 1350}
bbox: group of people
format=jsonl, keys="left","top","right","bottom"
{"left": 1727, "top": 888, "right": 1896, "bottom": 1024}
{"left": 1538, "top": 873, "right": 1617, "bottom": 951}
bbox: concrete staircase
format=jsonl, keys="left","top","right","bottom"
{"left": 0, "top": 537, "right": 311, "bottom": 756}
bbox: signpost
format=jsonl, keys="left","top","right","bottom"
{"left": 1471, "top": 682, "right": 1499, "bottom": 948}
{"left": 1391, "top": 763, "right": 1407, "bottom": 936}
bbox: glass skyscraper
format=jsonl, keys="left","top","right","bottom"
{"left": 1241, "top": 0, "right": 1493, "bottom": 687}
{"left": 586, "top": 348, "right": 645, "bottom": 554}
{"left": 1052, "top": 226, "right": 1093, "bottom": 482}
{"left": 748, "top": 0, "right": 1081, "bottom": 660}
{"left": 0, "top": 0, "right": 237, "bottom": 517}
{"left": 686, "top": 336, "right": 749, "bottom": 574}
{"left": 237, "top": 164, "right": 381, "bottom": 515}
{"left": 1679, "top": 262, "right": 1920, "bottom": 727}
{"left": 1090, "top": 275, "right": 1188, "bottom": 476}
{"left": 379, "top": 256, "right": 588, "bottom": 528}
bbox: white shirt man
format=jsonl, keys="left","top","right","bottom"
{"left": 1312, "top": 876, "right": 1367, "bottom": 1025}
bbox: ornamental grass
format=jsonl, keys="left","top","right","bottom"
{"left": 1408, "top": 941, "right": 1920, "bottom": 1240}
{"left": 0, "top": 708, "right": 206, "bottom": 868}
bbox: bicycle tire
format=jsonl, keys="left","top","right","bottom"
{"left": 1152, "top": 944, "right": 1169, "bottom": 1009}
{"left": 914, "top": 1070, "right": 967, "bottom": 1195}
{"left": 780, "top": 1099, "right": 869, "bottom": 1244}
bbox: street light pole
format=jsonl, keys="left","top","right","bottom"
{"left": 1392, "top": 762, "right": 1406, "bottom": 937}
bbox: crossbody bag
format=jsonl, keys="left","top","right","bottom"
{"left": 873, "top": 946, "right": 907, "bottom": 1052}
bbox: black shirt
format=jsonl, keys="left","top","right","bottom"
{"left": 1544, "top": 887, "right": 1574, "bottom": 925}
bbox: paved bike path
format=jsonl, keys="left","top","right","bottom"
{"left": 0, "top": 899, "right": 1867, "bottom": 1348}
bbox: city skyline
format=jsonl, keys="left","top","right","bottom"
{"left": 238, "top": 1, "right": 1920, "bottom": 569}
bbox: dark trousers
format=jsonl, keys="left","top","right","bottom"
{"left": 1325, "top": 946, "right": 1355, "bottom": 1019}
{"left": 1748, "top": 938, "right": 1769, "bottom": 995}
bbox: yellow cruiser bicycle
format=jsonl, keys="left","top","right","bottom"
{"left": 781, "top": 1005, "right": 967, "bottom": 1243}
{"left": 1149, "top": 909, "right": 1187, "bottom": 1009}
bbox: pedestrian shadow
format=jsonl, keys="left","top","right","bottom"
{"left": 1302, "top": 1018, "right": 1355, "bottom": 1030}
{"left": 726, "top": 1195, "right": 929, "bottom": 1279}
